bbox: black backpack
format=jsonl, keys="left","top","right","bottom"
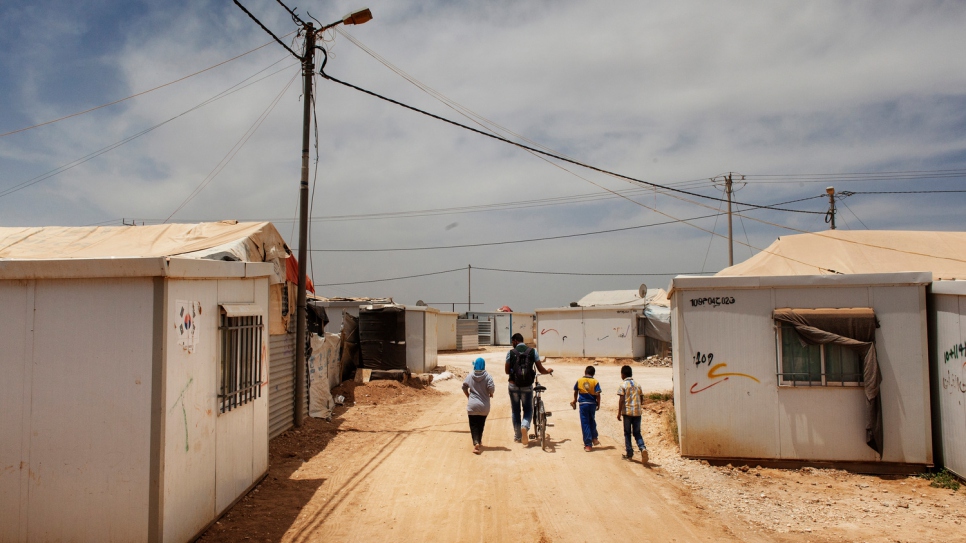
{"left": 509, "top": 346, "right": 536, "bottom": 387}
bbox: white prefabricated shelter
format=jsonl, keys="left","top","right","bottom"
{"left": 359, "top": 305, "right": 439, "bottom": 373}
{"left": 671, "top": 272, "right": 933, "bottom": 469}
{"left": 535, "top": 289, "right": 669, "bottom": 358}
{"left": 464, "top": 311, "right": 534, "bottom": 346}
{"left": 437, "top": 311, "right": 459, "bottom": 351}
{"left": 670, "top": 230, "right": 966, "bottom": 469}
{"left": 0, "top": 222, "right": 290, "bottom": 543}
{"left": 930, "top": 280, "right": 966, "bottom": 479}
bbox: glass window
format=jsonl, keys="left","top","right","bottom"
{"left": 825, "top": 344, "right": 862, "bottom": 384}
{"left": 780, "top": 323, "right": 821, "bottom": 383}
{"left": 777, "top": 322, "right": 863, "bottom": 386}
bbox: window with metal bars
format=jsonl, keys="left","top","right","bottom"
{"left": 776, "top": 322, "right": 863, "bottom": 386}
{"left": 219, "top": 313, "right": 264, "bottom": 413}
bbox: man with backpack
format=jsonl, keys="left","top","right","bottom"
{"left": 505, "top": 333, "right": 554, "bottom": 446}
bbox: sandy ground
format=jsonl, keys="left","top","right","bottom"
{"left": 200, "top": 348, "right": 966, "bottom": 543}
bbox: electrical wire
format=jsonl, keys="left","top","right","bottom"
{"left": 308, "top": 212, "right": 725, "bottom": 252}
{"left": 163, "top": 70, "right": 300, "bottom": 222}
{"left": 316, "top": 265, "right": 713, "bottom": 287}
{"left": 0, "top": 33, "right": 295, "bottom": 139}
{"left": 317, "top": 54, "right": 823, "bottom": 216}
{"left": 0, "top": 58, "right": 298, "bottom": 199}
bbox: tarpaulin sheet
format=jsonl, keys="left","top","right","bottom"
{"left": 308, "top": 333, "right": 341, "bottom": 420}
{"left": 718, "top": 230, "right": 966, "bottom": 279}
{"left": 359, "top": 307, "right": 407, "bottom": 371}
{"left": 773, "top": 307, "right": 883, "bottom": 454}
{"left": 0, "top": 221, "right": 291, "bottom": 283}
{"left": 577, "top": 288, "right": 669, "bottom": 307}
{"left": 643, "top": 304, "right": 672, "bottom": 343}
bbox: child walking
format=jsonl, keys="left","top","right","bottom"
{"left": 617, "top": 365, "right": 648, "bottom": 463}
{"left": 463, "top": 357, "right": 496, "bottom": 454}
{"left": 570, "top": 365, "right": 601, "bottom": 452}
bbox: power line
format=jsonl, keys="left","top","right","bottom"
{"left": 0, "top": 33, "right": 294, "bottom": 139}
{"left": 0, "top": 59, "right": 298, "bottom": 199}
{"left": 842, "top": 189, "right": 966, "bottom": 195}
{"left": 309, "top": 212, "right": 723, "bottom": 252}
{"left": 472, "top": 266, "right": 712, "bottom": 277}
{"left": 316, "top": 267, "right": 466, "bottom": 286}
{"left": 315, "top": 50, "right": 825, "bottom": 216}
{"left": 316, "top": 265, "right": 713, "bottom": 287}
{"left": 163, "top": 70, "right": 300, "bottom": 222}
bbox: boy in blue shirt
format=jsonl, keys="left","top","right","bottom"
{"left": 570, "top": 366, "right": 601, "bottom": 452}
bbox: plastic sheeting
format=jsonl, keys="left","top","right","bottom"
{"left": 308, "top": 333, "right": 341, "bottom": 420}
{"left": 643, "top": 304, "right": 672, "bottom": 343}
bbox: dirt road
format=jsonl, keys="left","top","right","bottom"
{"left": 201, "top": 349, "right": 966, "bottom": 543}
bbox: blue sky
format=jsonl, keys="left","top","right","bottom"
{"left": 2, "top": 0, "right": 966, "bottom": 311}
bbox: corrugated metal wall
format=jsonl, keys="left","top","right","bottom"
{"left": 269, "top": 333, "right": 295, "bottom": 439}
{"left": 457, "top": 319, "right": 479, "bottom": 350}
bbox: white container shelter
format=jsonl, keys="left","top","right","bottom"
{"left": 405, "top": 305, "right": 439, "bottom": 373}
{"left": 465, "top": 311, "right": 534, "bottom": 346}
{"left": 0, "top": 222, "right": 287, "bottom": 543}
{"left": 437, "top": 311, "right": 458, "bottom": 351}
{"left": 930, "top": 280, "right": 966, "bottom": 479}
{"left": 671, "top": 272, "right": 933, "bottom": 469}
{"left": 535, "top": 306, "right": 646, "bottom": 358}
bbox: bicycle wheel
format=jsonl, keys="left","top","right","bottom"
{"left": 535, "top": 399, "right": 547, "bottom": 450}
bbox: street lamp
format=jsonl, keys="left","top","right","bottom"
{"left": 294, "top": 8, "right": 372, "bottom": 427}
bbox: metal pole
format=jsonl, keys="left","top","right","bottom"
{"left": 294, "top": 24, "right": 315, "bottom": 427}
{"left": 826, "top": 186, "right": 836, "bottom": 230}
{"left": 726, "top": 173, "right": 734, "bottom": 266}
{"left": 467, "top": 264, "right": 471, "bottom": 313}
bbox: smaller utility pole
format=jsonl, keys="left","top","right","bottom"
{"left": 826, "top": 186, "right": 836, "bottom": 230}
{"left": 725, "top": 173, "right": 734, "bottom": 266}
{"left": 467, "top": 264, "right": 472, "bottom": 313}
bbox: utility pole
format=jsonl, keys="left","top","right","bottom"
{"left": 826, "top": 186, "right": 836, "bottom": 230}
{"left": 293, "top": 24, "right": 315, "bottom": 428}
{"left": 232, "top": 1, "right": 373, "bottom": 427}
{"left": 467, "top": 264, "right": 472, "bottom": 313}
{"left": 725, "top": 173, "right": 734, "bottom": 266}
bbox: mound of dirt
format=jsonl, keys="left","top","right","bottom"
{"left": 332, "top": 379, "right": 441, "bottom": 407}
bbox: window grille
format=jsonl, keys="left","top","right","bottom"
{"left": 219, "top": 313, "right": 264, "bottom": 413}
{"left": 637, "top": 315, "right": 648, "bottom": 337}
{"left": 776, "top": 322, "right": 863, "bottom": 386}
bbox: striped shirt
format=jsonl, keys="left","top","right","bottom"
{"left": 618, "top": 377, "right": 644, "bottom": 416}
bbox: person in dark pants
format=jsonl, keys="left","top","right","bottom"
{"left": 617, "top": 364, "right": 648, "bottom": 463}
{"left": 571, "top": 365, "right": 601, "bottom": 451}
{"left": 463, "top": 357, "right": 496, "bottom": 454}
{"left": 505, "top": 333, "right": 553, "bottom": 446}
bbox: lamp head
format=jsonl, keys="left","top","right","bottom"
{"left": 343, "top": 8, "right": 373, "bottom": 25}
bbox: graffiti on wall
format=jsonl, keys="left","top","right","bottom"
{"left": 169, "top": 377, "right": 194, "bottom": 453}
{"left": 540, "top": 328, "right": 558, "bottom": 335}
{"left": 689, "top": 351, "right": 760, "bottom": 394}
{"left": 614, "top": 325, "right": 630, "bottom": 338}
{"left": 940, "top": 342, "right": 966, "bottom": 394}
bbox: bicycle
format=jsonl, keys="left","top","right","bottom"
{"left": 530, "top": 373, "right": 552, "bottom": 450}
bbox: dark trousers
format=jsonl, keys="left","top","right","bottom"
{"left": 468, "top": 414, "right": 488, "bottom": 445}
{"left": 578, "top": 403, "right": 599, "bottom": 447}
{"left": 623, "top": 415, "right": 646, "bottom": 455}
